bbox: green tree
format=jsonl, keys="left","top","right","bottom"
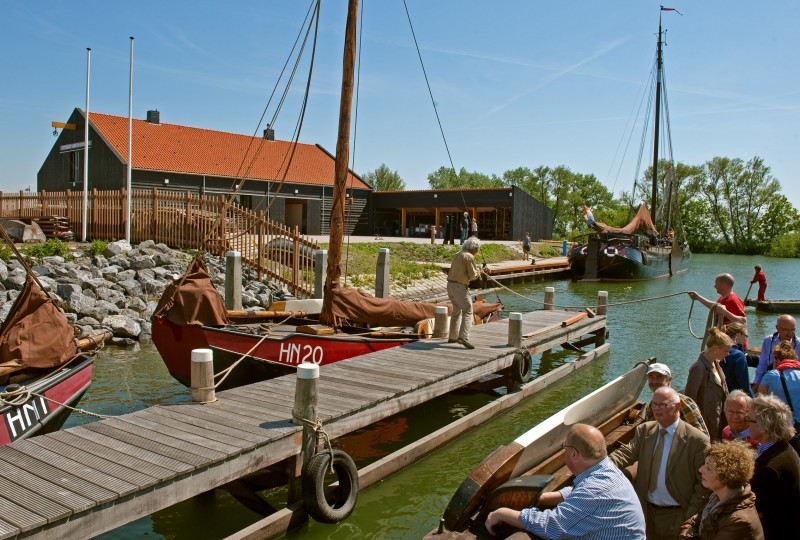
{"left": 363, "top": 164, "right": 406, "bottom": 191}
{"left": 427, "top": 166, "right": 503, "bottom": 189}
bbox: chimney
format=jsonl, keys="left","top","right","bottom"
{"left": 146, "top": 110, "right": 160, "bottom": 124}
{"left": 263, "top": 124, "right": 275, "bottom": 140}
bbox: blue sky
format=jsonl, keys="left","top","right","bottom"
{"left": 1, "top": 1, "right": 798, "bottom": 209}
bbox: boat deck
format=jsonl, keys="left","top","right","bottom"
{"left": 0, "top": 309, "right": 606, "bottom": 539}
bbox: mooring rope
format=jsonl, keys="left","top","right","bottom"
{"left": 0, "top": 385, "right": 111, "bottom": 419}
{"left": 291, "top": 410, "right": 335, "bottom": 473}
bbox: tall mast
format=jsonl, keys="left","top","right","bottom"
{"left": 650, "top": 14, "right": 663, "bottom": 223}
{"left": 320, "top": 0, "right": 359, "bottom": 326}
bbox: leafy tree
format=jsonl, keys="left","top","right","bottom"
{"left": 363, "top": 164, "right": 406, "bottom": 191}
{"left": 758, "top": 194, "right": 800, "bottom": 250}
{"left": 427, "top": 166, "right": 503, "bottom": 189}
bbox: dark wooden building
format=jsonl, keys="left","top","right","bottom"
{"left": 371, "top": 186, "right": 553, "bottom": 241}
{"left": 38, "top": 109, "right": 371, "bottom": 235}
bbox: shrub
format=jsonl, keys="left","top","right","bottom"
{"left": 89, "top": 239, "right": 109, "bottom": 257}
{"left": 20, "top": 238, "right": 69, "bottom": 261}
{"left": 766, "top": 233, "right": 800, "bottom": 258}
{"left": 0, "top": 243, "right": 12, "bottom": 263}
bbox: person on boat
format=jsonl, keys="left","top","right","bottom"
{"left": 447, "top": 236, "right": 484, "bottom": 350}
{"left": 722, "top": 390, "right": 758, "bottom": 449}
{"left": 470, "top": 218, "right": 478, "bottom": 238}
{"left": 746, "top": 394, "right": 800, "bottom": 539}
{"left": 484, "top": 423, "right": 646, "bottom": 539}
{"left": 678, "top": 440, "right": 764, "bottom": 540}
{"left": 721, "top": 323, "right": 754, "bottom": 396}
{"left": 756, "top": 340, "right": 800, "bottom": 428}
{"left": 644, "top": 362, "right": 710, "bottom": 437}
{"left": 685, "top": 327, "right": 732, "bottom": 441}
{"left": 687, "top": 273, "right": 747, "bottom": 329}
{"left": 752, "top": 315, "right": 799, "bottom": 390}
{"left": 522, "top": 232, "right": 531, "bottom": 261}
{"left": 609, "top": 386, "right": 710, "bottom": 540}
{"left": 459, "top": 212, "right": 469, "bottom": 245}
{"left": 750, "top": 265, "right": 767, "bottom": 302}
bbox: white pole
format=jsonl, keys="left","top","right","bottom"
{"left": 82, "top": 47, "right": 91, "bottom": 243}
{"left": 126, "top": 37, "right": 134, "bottom": 243}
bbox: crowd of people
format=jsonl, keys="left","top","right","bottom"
{"left": 483, "top": 269, "right": 800, "bottom": 539}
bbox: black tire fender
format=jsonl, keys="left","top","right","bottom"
{"left": 302, "top": 449, "right": 359, "bottom": 523}
{"left": 511, "top": 349, "right": 533, "bottom": 383}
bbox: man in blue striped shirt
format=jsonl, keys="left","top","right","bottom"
{"left": 485, "top": 423, "right": 645, "bottom": 539}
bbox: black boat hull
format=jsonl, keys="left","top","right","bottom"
{"left": 569, "top": 235, "right": 691, "bottom": 281}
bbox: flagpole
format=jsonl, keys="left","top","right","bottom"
{"left": 82, "top": 47, "right": 91, "bottom": 243}
{"left": 126, "top": 37, "right": 134, "bottom": 243}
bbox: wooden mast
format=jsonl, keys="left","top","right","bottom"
{"left": 650, "top": 13, "right": 663, "bottom": 225}
{"left": 320, "top": 0, "right": 359, "bottom": 327}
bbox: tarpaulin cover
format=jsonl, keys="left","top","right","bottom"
{"left": 0, "top": 276, "right": 77, "bottom": 369}
{"left": 590, "top": 204, "right": 658, "bottom": 235}
{"left": 330, "top": 285, "right": 501, "bottom": 327}
{"left": 153, "top": 255, "right": 230, "bottom": 326}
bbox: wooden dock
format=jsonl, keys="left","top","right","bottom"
{"left": 0, "top": 309, "right": 606, "bottom": 539}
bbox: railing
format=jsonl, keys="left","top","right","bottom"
{"left": 0, "top": 189, "right": 319, "bottom": 297}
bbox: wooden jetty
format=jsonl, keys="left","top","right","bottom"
{"left": 0, "top": 308, "right": 606, "bottom": 539}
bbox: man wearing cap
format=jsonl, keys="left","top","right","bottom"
{"left": 644, "top": 362, "right": 709, "bottom": 437}
{"left": 460, "top": 212, "right": 470, "bottom": 245}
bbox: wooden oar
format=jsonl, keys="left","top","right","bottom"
{"left": 744, "top": 282, "right": 753, "bottom": 302}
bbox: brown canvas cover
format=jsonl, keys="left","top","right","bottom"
{"left": 590, "top": 204, "right": 658, "bottom": 235}
{"left": 0, "top": 276, "right": 77, "bottom": 369}
{"left": 330, "top": 285, "right": 501, "bottom": 327}
{"left": 153, "top": 255, "right": 230, "bottom": 326}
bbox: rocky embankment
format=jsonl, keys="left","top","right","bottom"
{"left": 0, "top": 240, "right": 286, "bottom": 346}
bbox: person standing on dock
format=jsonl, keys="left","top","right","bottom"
{"left": 750, "top": 265, "right": 768, "bottom": 302}
{"left": 722, "top": 323, "right": 754, "bottom": 396}
{"left": 485, "top": 423, "right": 646, "bottom": 539}
{"left": 609, "top": 387, "right": 710, "bottom": 540}
{"left": 687, "top": 273, "right": 747, "bottom": 328}
{"left": 459, "top": 212, "right": 469, "bottom": 245}
{"left": 644, "top": 363, "right": 710, "bottom": 437}
{"left": 447, "top": 237, "right": 484, "bottom": 350}
{"left": 522, "top": 232, "right": 531, "bottom": 261}
{"left": 752, "top": 315, "right": 799, "bottom": 390}
{"left": 470, "top": 217, "right": 478, "bottom": 238}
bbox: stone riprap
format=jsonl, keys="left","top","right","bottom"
{"left": 0, "top": 240, "right": 287, "bottom": 346}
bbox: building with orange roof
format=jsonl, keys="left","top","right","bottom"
{"left": 38, "top": 108, "right": 370, "bottom": 235}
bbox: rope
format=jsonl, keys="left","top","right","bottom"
{"left": 0, "top": 386, "right": 111, "bottom": 419}
{"left": 291, "top": 409, "right": 335, "bottom": 473}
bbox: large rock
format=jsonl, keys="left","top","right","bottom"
{"left": 102, "top": 314, "right": 142, "bottom": 338}
{"left": 103, "top": 240, "right": 132, "bottom": 258}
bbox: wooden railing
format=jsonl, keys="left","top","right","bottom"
{"left": 0, "top": 189, "right": 319, "bottom": 297}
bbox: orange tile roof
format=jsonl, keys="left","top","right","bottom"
{"left": 87, "top": 111, "right": 369, "bottom": 190}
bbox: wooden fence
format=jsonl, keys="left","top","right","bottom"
{"left": 0, "top": 189, "right": 319, "bottom": 297}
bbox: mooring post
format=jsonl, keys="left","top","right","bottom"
{"left": 375, "top": 247, "right": 390, "bottom": 298}
{"left": 507, "top": 312, "right": 522, "bottom": 347}
{"left": 544, "top": 286, "right": 555, "bottom": 310}
{"left": 433, "top": 305, "right": 448, "bottom": 338}
{"left": 288, "top": 362, "right": 319, "bottom": 504}
{"left": 313, "top": 249, "right": 328, "bottom": 299}
{"left": 597, "top": 290, "right": 608, "bottom": 316}
{"left": 190, "top": 348, "right": 215, "bottom": 403}
{"left": 224, "top": 251, "right": 242, "bottom": 310}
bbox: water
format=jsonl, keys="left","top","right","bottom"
{"left": 63, "top": 254, "right": 796, "bottom": 538}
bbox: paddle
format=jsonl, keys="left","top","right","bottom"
{"left": 744, "top": 282, "right": 753, "bottom": 302}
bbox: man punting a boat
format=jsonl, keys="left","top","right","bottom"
{"left": 485, "top": 423, "right": 646, "bottom": 539}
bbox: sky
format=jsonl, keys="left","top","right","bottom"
{"left": 1, "top": 1, "right": 798, "bottom": 208}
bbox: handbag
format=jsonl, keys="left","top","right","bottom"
{"left": 778, "top": 370, "right": 800, "bottom": 454}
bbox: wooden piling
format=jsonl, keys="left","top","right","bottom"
{"left": 288, "top": 363, "right": 319, "bottom": 505}
{"left": 433, "top": 305, "right": 448, "bottom": 338}
{"left": 507, "top": 312, "right": 522, "bottom": 347}
{"left": 375, "top": 248, "right": 390, "bottom": 298}
{"left": 225, "top": 250, "right": 243, "bottom": 310}
{"left": 544, "top": 287, "right": 555, "bottom": 310}
{"left": 190, "top": 348, "right": 216, "bottom": 403}
{"left": 597, "top": 291, "right": 608, "bottom": 316}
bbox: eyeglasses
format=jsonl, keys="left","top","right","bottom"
{"left": 746, "top": 418, "right": 758, "bottom": 424}
{"left": 561, "top": 443, "right": 576, "bottom": 452}
{"left": 777, "top": 327, "right": 796, "bottom": 332}
{"left": 651, "top": 401, "right": 677, "bottom": 409}
{"left": 724, "top": 409, "right": 748, "bottom": 417}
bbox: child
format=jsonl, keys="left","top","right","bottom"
{"left": 522, "top": 232, "right": 531, "bottom": 261}
{"left": 751, "top": 265, "right": 767, "bottom": 302}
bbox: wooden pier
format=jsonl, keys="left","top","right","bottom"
{"left": 0, "top": 309, "right": 606, "bottom": 539}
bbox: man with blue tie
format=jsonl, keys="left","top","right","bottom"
{"left": 609, "top": 387, "right": 710, "bottom": 540}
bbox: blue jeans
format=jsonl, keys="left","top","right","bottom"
{"left": 460, "top": 229, "right": 468, "bottom": 244}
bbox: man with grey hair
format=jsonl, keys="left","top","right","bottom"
{"left": 446, "top": 236, "right": 483, "bottom": 349}
{"left": 485, "top": 423, "right": 645, "bottom": 539}
{"left": 609, "top": 387, "right": 710, "bottom": 540}
{"left": 753, "top": 314, "right": 799, "bottom": 388}
{"left": 459, "top": 211, "right": 470, "bottom": 244}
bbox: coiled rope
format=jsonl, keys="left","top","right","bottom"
{"left": 291, "top": 410, "right": 335, "bottom": 473}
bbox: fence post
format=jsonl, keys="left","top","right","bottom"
{"left": 375, "top": 248, "right": 390, "bottom": 298}
{"left": 433, "top": 305, "right": 448, "bottom": 338}
{"left": 225, "top": 251, "right": 243, "bottom": 310}
{"left": 544, "top": 286, "right": 555, "bottom": 310}
{"left": 507, "top": 312, "right": 523, "bottom": 347}
{"left": 292, "top": 226, "right": 300, "bottom": 297}
{"left": 313, "top": 250, "right": 328, "bottom": 299}
{"left": 190, "top": 349, "right": 216, "bottom": 403}
{"left": 257, "top": 210, "right": 264, "bottom": 281}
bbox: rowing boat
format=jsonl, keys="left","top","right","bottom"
{"left": 744, "top": 298, "right": 800, "bottom": 314}
{"left": 426, "top": 359, "right": 651, "bottom": 538}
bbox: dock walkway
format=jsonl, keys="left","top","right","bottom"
{"left": 0, "top": 309, "right": 605, "bottom": 539}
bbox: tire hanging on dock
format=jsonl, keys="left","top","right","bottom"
{"left": 302, "top": 449, "right": 359, "bottom": 523}
{"left": 510, "top": 349, "right": 533, "bottom": 384}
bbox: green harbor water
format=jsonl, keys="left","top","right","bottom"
{"left": 65, "top": 253, "right": 798, "bottom": 539}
